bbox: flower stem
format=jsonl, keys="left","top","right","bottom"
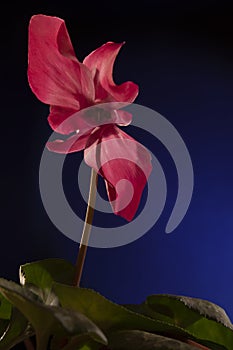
{"left": 74, "top": 168, "right": 98, "bottom": 287}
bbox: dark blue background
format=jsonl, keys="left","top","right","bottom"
{"left": 1, "top": 0, "right": 233, "bottom": 328}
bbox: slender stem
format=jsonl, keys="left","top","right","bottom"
{"left": 74, "top": 168, "right": 98, "bottom": 287}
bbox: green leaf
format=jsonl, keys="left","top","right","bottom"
{"left": 0, "top": 293, "right": 12, "bottom": 320}
{"left": 126, "top": 294, "right": 233, "bottom": 350}
{"left": 19, "top": 258, "right": 75, "bottom": 302}
{"left": 0, "top": 287, "right": 29, "bottom": 349}
{"left": 0, "top": 278, "right": 107, "bottom": 350}
{"left": 0, "top": 308, "right": 31, "bottom": 350}
{"left": 147, "top": 295, "right": 233, "bottom": 329}
{"left": 108, "top": 330, "right": 199, "bottom": 349}
{"left": 52, "top": 283, "right": 196, "bottom": 341}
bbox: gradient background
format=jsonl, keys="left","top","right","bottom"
{"left": 1, "top": 0, "right": 233, "bottom": 335}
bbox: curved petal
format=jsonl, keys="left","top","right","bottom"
{"left": 48, "top": 106, "right": 101, "bottom": 135}
{"left": 83, "top": 42, "right": 139, "bottom": 103}
{"left": 46, "top": 131, "right": 92, "bottom": 154}
{"left": 48, "top": 106, "right": 78, "bottom": 134}
{"left": 28, "top": 14, "right": 94, "bottom": 110}
{"left": 49, "top": 104, "right": 133, "bottom": 135}
{"left": 84, "top": 125, "right": 152, "bottom": 221}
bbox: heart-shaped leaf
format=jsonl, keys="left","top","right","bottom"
{"left": 52, "top": 283, "right": 197, "bottom": 342}
{"left": 0, "top": 278, "right": 107, "bottom": 350}
{"left": 147, "top": 295, "right": 233, "bottom": 329}
{"left": 19, "top": 258, "right": 75, "bottom": 303}
{"left": 126, "top": 294, "right": 233, "bottom": 350}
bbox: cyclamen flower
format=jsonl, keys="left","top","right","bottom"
{"left": 28, "top": 14, "right": 152, "bottom": 221}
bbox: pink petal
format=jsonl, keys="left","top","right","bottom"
{"left": 49, "top": 105, "right": 133, "bottom": 135}
{"left": 83, "top": 42, "right": 139, "bottom": 103}
{"left": 84, "top": 125, "right": 152, "bottom": 221}
{"left": 48, "top": 106, "right": 79, "bottom": 134}
{"left": 48, "top": 106, "right": 96, "bottom": 135}
{"left": 28, "top": 14, "right": 94, "bottom": 110}
{"left": 46, "top": 131, "right": 91, "bottom": 154}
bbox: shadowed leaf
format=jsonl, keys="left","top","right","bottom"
{"left": 0, "top": 308, "right": 31, "bottom": 350}
{"left": 126, "top": 294, "right": 233, "bottom": 350}
{"left": 108, "top": 330, "right": 200, "bottom": 349}
{"left": 19, "top": 258, "right": 75, "bottom": 303}
{"left": 0, "top": 278, "right": 107, "bottom": 350}
{"left": 0, "top": 293, "right": 11, "bottom": 320}
{"left": 52, "top": 283, "right": 196, "bottom": 341}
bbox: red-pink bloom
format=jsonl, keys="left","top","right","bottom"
{"left": 28, "top": 14, "right": 152, "bottom": 221}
